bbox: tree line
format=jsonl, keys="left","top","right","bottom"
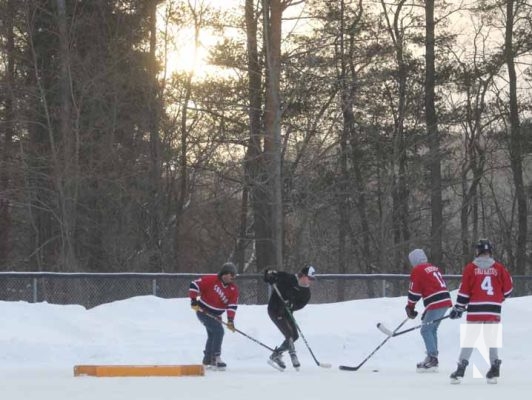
{"left": 0, "top": 0, "right": 531, "bottom": 284}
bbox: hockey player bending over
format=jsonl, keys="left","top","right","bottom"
{"left": 263, "top": 265, "right": 316, "bottom": 371}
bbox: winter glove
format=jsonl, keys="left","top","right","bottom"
{"left": 449, "top": 306, "right": 465, "bottom": 319}
{"left": 226, "top": 318, "right": 236, "bottom": 332}
{"left": 263, "top": 269, "right": 278, "bottom": 284}
{"left": 405, "top": 305, "right": 418, "bottom": 319}
{"left": 284, "top": 299, "right": 293, "bottom": 311}
{"left": 191, "top": 299, "right": 200, "bottom": 312}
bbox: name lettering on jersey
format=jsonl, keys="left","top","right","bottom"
{"left": 424, "top": 266, "right": 439, "bottom": 273}
{"left": 213, "top": 284, "right": 229, "bottom": 304}
{"left": 474, "top": 267, "right": 498, "bottom": 276}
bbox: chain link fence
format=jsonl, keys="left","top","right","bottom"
{"left": 1, "top": 272, "right": 531, "bottom": 308}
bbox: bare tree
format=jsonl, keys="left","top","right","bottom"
{"left": 425, "top": 0, "right": 443, "bottom": 265}
{"left": 380, "top": 0, "right": 415, "bottom": 272}
{"left": 0, "top": 0, "right": 16, "bottom": 266}
{"left": 262, "top": 0, "right": 283, "bottom": 268}
{"left": 147, "top": 0, "right": 163, "bottom": 271}
{"left": 244, "top": 0, "right": 274, "bottom": 272}
{"left": 504, "top": 0, "right": 527, "bottom": 274}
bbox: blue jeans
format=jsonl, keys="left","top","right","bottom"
{"left": 420, "top": 307, "right": 448, "bottom": 357}
{"left": 196, "top": 311, "right": 225, "bottom": 359}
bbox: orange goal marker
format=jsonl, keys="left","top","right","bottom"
{"left": 74, "top": 364, "right": 205, "bottom": 377}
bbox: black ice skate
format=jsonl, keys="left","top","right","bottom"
{"left": 202, "top": 352, "right": 214, "bottom": 370}
{"left": 268, "top": 349, "right": 286, "bottom": 371}
{"left": 486, "top": 359, "right": 501, "bottom": 384}
{"left": 450, "top": 360, "right": 468, "bottom": 384}
{"left": 416, "top": 356, "right": 438, "bottom": 373}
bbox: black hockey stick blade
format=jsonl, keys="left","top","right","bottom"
{"left": 339, "top": 364, "right": 361, "bottom": 371}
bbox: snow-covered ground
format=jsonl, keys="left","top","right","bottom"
{"left": 1, "top": 291, "right": 530, "bottom": 399}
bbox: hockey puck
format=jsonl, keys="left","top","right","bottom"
{"left": 372, "top": 369, "right": 379, "bottom": 372}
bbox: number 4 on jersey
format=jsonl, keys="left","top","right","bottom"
{"left": 481, "top": 276, "right": 494, "bottom": 296}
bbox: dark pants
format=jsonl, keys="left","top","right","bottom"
{"left": 196, "top": 311, "right": 225, "bottom": 359}
{"left": 268, "top": 308, "right": 299, "bottom": 352}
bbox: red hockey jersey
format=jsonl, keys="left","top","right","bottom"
{"left": 455, "top": 258, "right": 513, "bottom": 322}
{"left": 407, "top": 263, "right": 452, "bottom": 310}
{"left": 189, "top": 274, "right": 239, "bottom": 320}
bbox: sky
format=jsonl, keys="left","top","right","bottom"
{"left": 1, "top": 291, "right": 531, "bottom": 399}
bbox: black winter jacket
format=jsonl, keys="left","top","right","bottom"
{"left": 264, "top": 270, "right": 311, "bottom": 314}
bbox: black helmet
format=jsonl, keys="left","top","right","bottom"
{"left": 218, "top": 262, "right": 238, "bottom": 278}
{"left": 475, "top": 239, "right": 493, "bottom": 256}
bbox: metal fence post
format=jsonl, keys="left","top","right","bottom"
{"left": 152, "top": 279, "right": 157, "bottom": 296}
{"left": 33, "top": 278, "right": 38, "bottom": 303}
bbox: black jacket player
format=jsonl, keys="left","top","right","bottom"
{"left": 263, "top": 265, "right": 316, "bottom": 370}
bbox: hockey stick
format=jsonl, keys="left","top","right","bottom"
{"left": 199, "top": 309, "right": 275, "bottom": 352}
{"left": 339, "top": 318, "right": 409, "bottom": 371}
{"left": 377, "top": 315, "right": 449, "bottom": 337}
{"left": 271, "top": 283, "right": 332, "bottom": 368}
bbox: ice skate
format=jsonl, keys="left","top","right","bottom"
{"left": 268, "top": 349, "right": 286, "bottom": 371}
{"left": 202, "top": 352, "right": 214, "bottom": 370}
{"left": 287, "top": 338, "right": 300, "bottom": 370}
{"left": 486, "top": 359, "right": 501, "bottom": 384}
{"left": 416, "top": 356, "right": 438, "bottom": 373}
{"left": 289, "top": 351, "right": 300, "bottom": 370}
{"left": 212, "top": 355, "right": 226, "bottom": 371}
{"left": 450, "top": 360, "right": 468, "bottom": 384}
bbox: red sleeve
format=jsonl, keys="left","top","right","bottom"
{"left": 456, "top": 264, "right": 473, "bottom": 307}
{"left": 226, "top": 286, "right": 239, "bottom": 320}
{"left": 188, "top": 277, "right": 201, "bottom": 300}
{"left": 407, "top": 267, "right": 422, "bottom": 306}
{"left": 500, "top": 265, "right": 513, "bottom": 299}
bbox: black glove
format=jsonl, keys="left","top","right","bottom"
{"left": 264, "top": 269, "right": 278, "bottom": 284}
{"left": 405, "top": 305, "right": 418, "bottom": 319}
{"left": 191, "top": 299, "right": 200, "bottom": 312}
{"left": 449, "top": 306, "right": 465, "bottom": 319}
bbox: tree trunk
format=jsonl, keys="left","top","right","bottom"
{"left": 425, "top": 0, "right": 443, "bottom": 265}
{"left": 262, "top": 0, "right": 283, "bottom": 268}
{"left": 382, "top": 0, "right": 410, "bottom": 272}
{"left": 337, "top": 0, "right": 349, "bottom": 301}
{"left": 504, "top": 0, "right": 527, "bottom": 274}
{"left": 0, "top": 0, "right": 16, "bottom": 267}
{"left": 56, "top": 0, "right": 79, "bottom": 270}
{"left": 148, "top": 0, "right": 162, "bottom": 271}
{"left": 244, "top": 0, "right": 268, "bottom": 273}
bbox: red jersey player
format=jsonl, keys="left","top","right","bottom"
{"left": 406, "top": 248, "right": 452, "bottom": 372}
{"left": 449, "top": 239, "right": 513, "bottom": 384}
{"left": 189, "top": 262, "right": 239, "bottom": 370}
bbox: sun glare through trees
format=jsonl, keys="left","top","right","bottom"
{"left": 157, "top": 0, "right": 242, "bottom": 79}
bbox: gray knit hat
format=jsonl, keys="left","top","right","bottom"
{"left": 218, "top": 262, "right": 238, "bottom": 278}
